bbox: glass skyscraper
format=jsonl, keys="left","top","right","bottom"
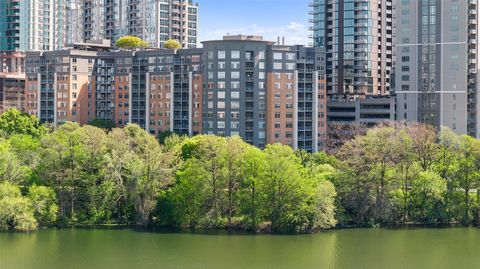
{"left": 0, "top": 0, "right": 77, "bottom": 51}
{"left": 310, "top": 0, "right": 394, "bottom": 100}
{"left": 82, "top": 0, "right": 198, "bottom": 48}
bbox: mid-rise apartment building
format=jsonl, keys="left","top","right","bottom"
{"left": 310, "top": 0, "right": 394, "bottom": 99}
{"left": 82, "top": 0, "right": 198, "bottom": 48}
{"left": 0, "top": 0, "right": 78, "bottom": 51}
{"left": 395, "top": 0, "right": 480, "bottom": 138}
{"left": 0, "top": 51, "right": 25, "bottom": 112}
{"left": 202, "top": 35, "right": 326, "bottom": 151}
{"left": 23, "top": 36, "right": 327, "bottom": 151}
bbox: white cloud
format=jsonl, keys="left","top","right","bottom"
{"left": 199, "top": 22, "right": 310, "bottom": 46}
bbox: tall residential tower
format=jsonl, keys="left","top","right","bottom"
{"left": 310, "top": 0, "right": 394, "bottom": 99}
{"left": 395, "top": 0, "right": 480, "bottom": 137}
{"left": 0, "top": 0, "right": 78, "bottom": 51}
{"left": 82, "top": 0, "right": 199, "bottom": 48}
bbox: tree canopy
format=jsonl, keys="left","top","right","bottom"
{"left": 1, "top": 108, "right": 480, "bottom": 232}
{"left": 115, "top": 36, "right": 149, "bottom": 50}
{"left": 164, "top": 39, "right": 182, "bottom": 50}
{"left": 0, "top": 108, "right": 46, "bottom": 138}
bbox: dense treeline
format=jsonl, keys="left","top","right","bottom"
{"left": 0, "top": 108, "right": 479, "bottom": 232}
{"left": 336, "top": 122, "right": 480, "bottom": 226}
{"left": 0, "top": 109, "right": 336, "bottom": 233}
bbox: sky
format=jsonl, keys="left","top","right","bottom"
{"left": 197, "top": 0, "right": 310, "bottom": 46}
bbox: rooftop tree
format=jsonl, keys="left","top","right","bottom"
{"left": 115, "top": 36, "right": 149, "bottom": 50}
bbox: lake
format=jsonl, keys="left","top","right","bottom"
{"left": 1, "top": 227, "right": 479, "bottom": 269}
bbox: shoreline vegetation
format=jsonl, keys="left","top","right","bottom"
{"left": 1, "top": 108, "right": 480, "bottom": 233}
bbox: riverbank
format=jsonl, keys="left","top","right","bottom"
{"left": 26, "top": 222, "right": 479, "bottom": 236}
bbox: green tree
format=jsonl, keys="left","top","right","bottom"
{"left": 223, "top": 137, "right": 247, "bottom": 227}
{"left": 0, "top": 139, "right": 29, "bottom": 184}
{"left": 337, "top": 127, "right": 399, "bottom": 225}
{"left": 0, "top": 181, "right": 37, "bottom": 231}
{"left": 455, "top": 135, "right": 480, "bottom": 224}
{"left": 115, "top": 36, "right": 149, "bottom": 50}
{"left": 184, "top": 136, "right": 227, "bottom": 226}
{"left": 410, "top": 170, "right": 446, "bottom": 223}
{"left": 0, "top": 108, "right": 46, "bottom": 138}
{"left": 122, "top": 124, "right": 176, "bottom": 225}
{"left": 436, "top": 127, "right": 460, "bottom": 221}
{"left": 36, "top": 122, "right": 85, "bottom": 221}
{"left": 304, "top": 163, "right": 337, "bottom": 230}
{"left": 239, "top": 146, "right": 265, "bottom": 230}
{"left": 260, "top": 144, "right": 309, "bottom": 233}
{"left": 164, "top": 39, "right": 181, "bottom": 50}
{"left": 27, "top": 185, "right": 58, "bottom": 226}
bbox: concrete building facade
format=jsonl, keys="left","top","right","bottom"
{"left": 0, "top": 51, "right": 25, "bottom": 112}
{"left": 202, "top": 35, "right": 326, "bottom": 151}
{"left": 23, "top": 36, "right": 327, "bottom": 152}
{"left": 395, "top": 0, "right": 480, "bottom": 137}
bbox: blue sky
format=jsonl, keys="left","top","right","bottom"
{"left": 197, "top": 0, "right": 310, "bottom": 46}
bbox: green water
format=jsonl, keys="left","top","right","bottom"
{"left": 1, "top": 228, "right": 479, "bottom": 269}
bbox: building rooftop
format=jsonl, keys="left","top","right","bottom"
{"left": 222, "top": 35, "right": 264, "bottom": 41}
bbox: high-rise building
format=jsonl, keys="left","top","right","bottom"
{"left": 310, "top": 0, "right": 394, "bottom": 99}
{"left": 82, "top": 0, "right": 199, "bottom": 48}
{"left": 395, "top": 0, "right": 480, "bottom": 137}
{"left": 0, "top": 0, "right": 78, "bottom": 51}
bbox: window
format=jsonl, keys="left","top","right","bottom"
{"left": 218, "top": 91, "right": 225, "bottom": 99}
{"left": 231, "top": 82, "right": 240, "bottom": 89}
{"left": 218, "top": 51, "right": 226, "bottom": 59}
{"left": 286, "top": 53, "right": 295, "bottom": 60}
{"left": 218, "top": 72, "right": 225, "bottom": 79}
{"left": 218, "top": 102, "right": 225, "bottom": 109}
{"left": 231, "top": 72, "right": 240, "bottom": 79}
{"left": 274, "top": 62, "right": 283, "bottom": 70}
{"left": 258, "top": 51, "right": 265, "bottom": 59}
{"left": 218, "top": 121, "right": 225, "bottom": 129}
{"left": 274, "top": 53, "right": 283, "bottom": 60}
{"left": 231, "top": 91, "right": 240, "bottom": 99}
{"left": 218, "top": 62, "right": 225, "bottom": 69}
{"left": 231, "top": 51, "right": 240, "bottom": 59}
